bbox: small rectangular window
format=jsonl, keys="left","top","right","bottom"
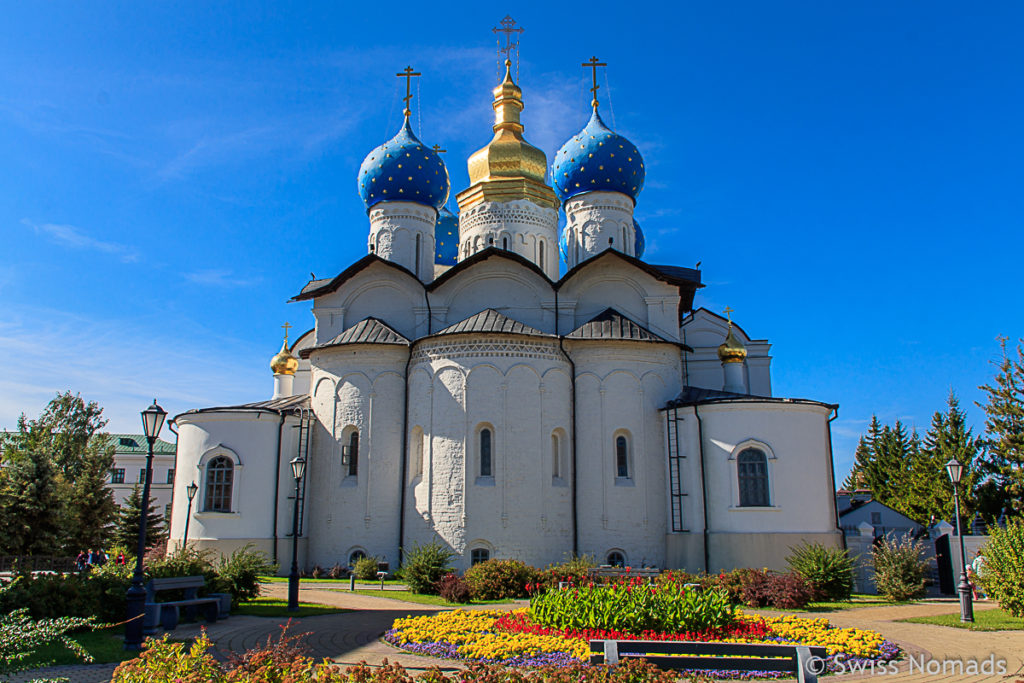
{"left": 164, "top": 504, "right": 172, "bottom": 521}
{"left": 167, "top": 468, "right": 175, "bottom": 484}
{"left": 139, "top": 468, "right": 147, "bottom": 484}
{"left": 471, "top": 548, "right": 490, "bottom": 565}
{"left": 110, "top": 468, "right": 125, "bottom": 484}
{"left": 871, "top": 512, "right": 881, "bottom": 525}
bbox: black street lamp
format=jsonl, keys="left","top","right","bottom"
{"left": 124, "top": 399, "right": 167, "bottom": 650}
{"left": 182, "top": 481, "right": 199, "bottom": 549}
{"left": 945, "top": 458, "right": 974, "bottom": 623}
{"left": 287, "top": 455, "right": 306, "bottom": 612}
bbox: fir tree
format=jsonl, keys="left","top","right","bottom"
{"left": 113, "top": 484, "right": 166, "bottom": 551}
{"left": 978, "top": 337, "right": 1024, "bottom": 514}
{"left": 917, "top": 391, "right": 981, "bottom": 525}
{"left": 0, "top": 417, "right": 63, "bottom": 555}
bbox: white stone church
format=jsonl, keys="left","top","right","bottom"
{"left": 169, "top": 59, "right": 842, "bottom": 574}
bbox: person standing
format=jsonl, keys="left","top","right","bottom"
{"left": 971, "top": 550, "right": 987, "bottom": 600}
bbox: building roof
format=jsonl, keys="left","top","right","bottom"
{"left": 291, "top": 254, "right": 420, "bottom": 302}
{"left": 300, "top": 317, "right": 409, "bottom": 358}
{"left": 103, "top": 433, "right": 176, "bottom": 455}
{"left": 662, "top": 386, "right": 837, "bottom": 411}
{"left": 434, "top": 309, "right": 551, "bottom": 337}
{"left": 566, "top": 307, "right": 691, "bottom": 350}
{"left": 174, "top": 394, "right": 310, "bottom": 422}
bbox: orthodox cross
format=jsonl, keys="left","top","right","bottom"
{"left": 723, "top": 307, "right": 734, "bottom": 324}
{"left": 493, "top": 15, "right": 523, "bottom": 62}
{"left": 583, "top": 56, "right": 607, "bottom": 109}
{"left": 396, "top": 66, "right": 421, "bottom": 117}
{"left": 432, "top": 144, "right": 446, "bottom": 154}
{"left": 281, "top": 321, "right": 292, "bottom": 342}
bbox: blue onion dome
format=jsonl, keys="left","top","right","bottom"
{"left": 633, "top": 218, "right": 645, "bottom": 259}
{"left": 435, "top": 206, "right": 459, "bottom": 266}
{"left": 559, "top": 222, "right": 571, "bottom": 263}
{"left": 552, "top": 109, "right": 645, "bottom": 204}
{"left": 357, "top": 117, "right": 450, "bottom": 211}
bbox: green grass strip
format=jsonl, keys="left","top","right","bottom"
{"left": 233, "top": 598, "right": 350, "bottom": 617}
{"left": 900, "top": 607, "right": 1023, "bottom": 631}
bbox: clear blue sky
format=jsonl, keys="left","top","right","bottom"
{"left": 3, "top": 2, "right": 1022, "bottom": 481}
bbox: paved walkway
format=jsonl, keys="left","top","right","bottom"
{"left": 12, "top": 589, "right": 1024, "bottom": 682}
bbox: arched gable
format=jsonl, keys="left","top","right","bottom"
{"left": 310, "top": 260, "right": 424, "bottom": 342}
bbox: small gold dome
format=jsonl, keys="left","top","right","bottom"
{"left": 456, "top": 60, "right": 557, "bottom": 212}
{"left": 718, "top": 324, "right": 747, "bottom": 364}
{"left": 270, "top": 338, "right": 299, "bottom": 376}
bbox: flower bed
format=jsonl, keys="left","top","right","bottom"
{"left": 385, "top": 609, "right": 901, "bottom": 678}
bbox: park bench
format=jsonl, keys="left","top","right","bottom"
{"left": 590, "top": 641, "right": 829, "bottom": 682}
{"left": 586, "top": 566, "right": 661, "bottom": 583}
{"left": 143, "top": 575, "right": 229, "bottom": 634}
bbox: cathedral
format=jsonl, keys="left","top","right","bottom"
{"left": 168, "top": 54, "right": 842, "bottom": 574}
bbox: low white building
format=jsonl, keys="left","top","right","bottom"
{"left": 168, "top": 58, "right": 842, "bottom": 574}
{"left": 105, "top": 434, "right": 177, "bottom": 521}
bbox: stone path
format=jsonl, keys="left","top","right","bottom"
{"left": 12, "top": 589, "right": 1024, "bottom": 682}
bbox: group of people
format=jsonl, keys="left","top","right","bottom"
{"left": 74, "top": 548, "right": 127, "bottom": 572}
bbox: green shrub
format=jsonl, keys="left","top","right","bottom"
{"left": 401, "top": 541, "right": 455, "bottom": 595}
{"left": 872, "top": 536, "right": 929, "bottom": 602}
{"left": 0, "top": 579, "right": 97, "bottom": 678}
{"left": 214, "top": 545, "right": 278, "bottom": 608}
{"left": 530, "top": 581, "right": 736, "bottom": 634}
{"left": 0, "top": 572, "right": 129, "bottom": 622}
{"left": 786, "top": 542, "right": 855, "bottom": 601}
{"left": 353, "top": 556, "right": 380, "bottom": 581}
{"left": 335, "top": 659, "right": 683, "bottom": 682}
{"left": 977, "top": 518, "right": 1024, "bottom": 617}
{"left": 147, "top": 545, "right": 216, "bottom": 581}
{"left": 464, "top": 559, "right": 541, "bottom": 600}
{"left": 739, "top": 570, "right": 813, "bottom": 609}
{"left": 112, "top": 631, "right": 225, "bottom": 682}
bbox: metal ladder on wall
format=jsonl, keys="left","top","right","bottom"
{"left": 667, "top": 409, "right": 688, "bottom": 532}
{"left": 291, "top": 410, "right": 312, "bottom": 536}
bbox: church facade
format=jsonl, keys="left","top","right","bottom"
{"left": 168, "top": 60, "right": 842, "bottom": 573}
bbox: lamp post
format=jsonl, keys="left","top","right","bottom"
{"left": 182, "top": 481, "right": 198, "bottom": 549}
{"left": 287, "top": 455, "right": 306, "bottom": 612}
{"left": 945, "top": 458, "right": 974, "bottom": 623}
{"left": 124, "top": 399, "right": 167, "bottom": 650}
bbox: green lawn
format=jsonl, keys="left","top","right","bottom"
{"left": 234, "top": 598, "right": 350, "bottom": 617}
{"left": 900, "top": 607, "right": 1024, "bottom": 631}
{"left": 19, "top": 627, "right": 137, "bottom": 668}
{"left": 350, "top": 589, "right": 517, "bottom": 607}
{"left": 260, "top": 576, "right": 405, "bottom": 586}
{"left": 796, "top": 594, "right": 922, "bottom": 612}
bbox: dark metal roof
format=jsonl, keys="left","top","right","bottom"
{"left": 662, "top": 386, "right": 837, "bottom": 411}
{"left": 291, "top": 254, "right": 420, "bottom": 301}
{"left": 428, "top": 247, "right": 552, "bottom": 290}
{"left": 559, "top": 249, "right": 702, "bottom": 313}
{"left": 566, "top": 308, "right": 690, "bottom": 349}
{"left": 174, "top": 394, "right": 311, "bottom": 421}
{"left": 300, "top": 318, "right": 409, "bottom": 357}
{"left": 648, "top": 264, "right": 702, "bottom": 284}
{"left": 434, "top": 309, "right": 551, "bottom": 337}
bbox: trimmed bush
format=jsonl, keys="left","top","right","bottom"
{"left": 540, "top": 553, "right": 597, "bottom": 588}
{"left": 0, "top": 572, "right": 129, "bottom": 622}
{"left": 465, "top": 559, "right": 541, "bottom": 600}
{"left": 436, "top": 573, "right": 472, "bottom": 603}
{"left": 401, "top": 541, "right": 455, "bottom": 595}
{"left": 353, "top": 556, "right": 380, "bottom": 581}
{"left": 872, "top": 536, "right": 928, "bottom": 602}
{"left": 786, "top": 542, "right": 855, "bottom": 601}
{"left": 977, "top": 518, "right": 1024, "bottom": 617}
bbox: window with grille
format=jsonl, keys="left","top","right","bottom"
{"left": 737, "top": 448, "right": 770, "bottom": 507}
{"left": 110, "top": 468, "right": 125, "bottom": 484}
{"left": 204, "top": 456, "right": 234, "bottom": 512}
{"left": 167, "top": 468, "right": 175, "bottom": 484}
{"left": 615, "top": 435, "right": 629, "bottom": 478}
{"left": 471, "top": 548, "right": 490, "bottom": 565}
{"left": 347, "top": 431, "right": 359, "bottom": 477}
{"left": 607, "top": 551, "right": 625, "bottom": 567}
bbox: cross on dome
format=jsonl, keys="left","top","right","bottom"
{"left": 281, "top": 321, "right": 292, "bottom": 342}
{"left": 396, "top": 66, "right": 421, "bottom": 118}
{"left": 583, "top": 56, "right": 607, "bottom": 109}
{"left": 492, "top": 15, "right": 523, "bottom": 62}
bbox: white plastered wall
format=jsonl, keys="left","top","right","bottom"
{"left": 367, "top": 201, "right": 437, "bottom": 283}
{"left": 569, "top": 341, "right": 683, "bottom": 568}
{"left": 458, "top": 199, "right": 559, "bottom": 280}
{"left": 680, "top": 309, "right": 772, "bottom": 395}
{"left": 563, "top": 191, "right": 636, "bottom": 268}
{"left": 404, "top": 334, "right": 573, "bottom": 571}
{"left": 305, "top": 344, "right": 409, "bottom": 570}
{"left": 312, "top": 263, "right": 425, "bottom": 343}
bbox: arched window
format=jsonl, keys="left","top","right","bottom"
{"left": 622, "top": 226, "right": 628, "bottom": 253}
{"left": 344, "top": 430, "right": 359, "bottom": 477}
{"left": 204, "top": 456, "right": 233, "bottom": 512}
{"left": 502, "top": 236, "right": 508, "bottom": 249}
{"left": 471, "top": 548, "right": 490, "bottom": 565}
{"left": 415, "top": 233, "right": 422, "bottom": 275}
{"left": 538, "top": 240, "right": 545, "bottom": 271}
{"left": 480, "top": 428, "right": 493, "bottom": 477}
{"left": 349, "top": 549, "right": 367, "bottom": 566}
{"left": 615, "top": 435, "right": 630, "bottom": 478}
{"left": 738, "top": 448, "right": 770, "bottom": 507}
{"left": 551, "top": 433, "right": 560, "bottom": 479}
{"left": 607, "top": 551, "right": 625, "bottom": 567}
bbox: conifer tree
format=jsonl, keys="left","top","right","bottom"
{"left": 0, "top": 417, "right": 62, "bottom": 555}
{"left": 978, "top": 337, "right": 1024, "bottom": 514}
{"left": 113, "top": 484, "right": 166, "bottom": 551}
{"left": 911, "top": 391, "right": 981, "bottom": 525}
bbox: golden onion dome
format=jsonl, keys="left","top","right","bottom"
{"left": 718, "top": 324, "right": 747, "bottom": 364}
{"left": 456, "top": 60, "right": 558, "bottom": 212}
{"left": 270, "top": 338, "right": 299, "bottom": 376}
